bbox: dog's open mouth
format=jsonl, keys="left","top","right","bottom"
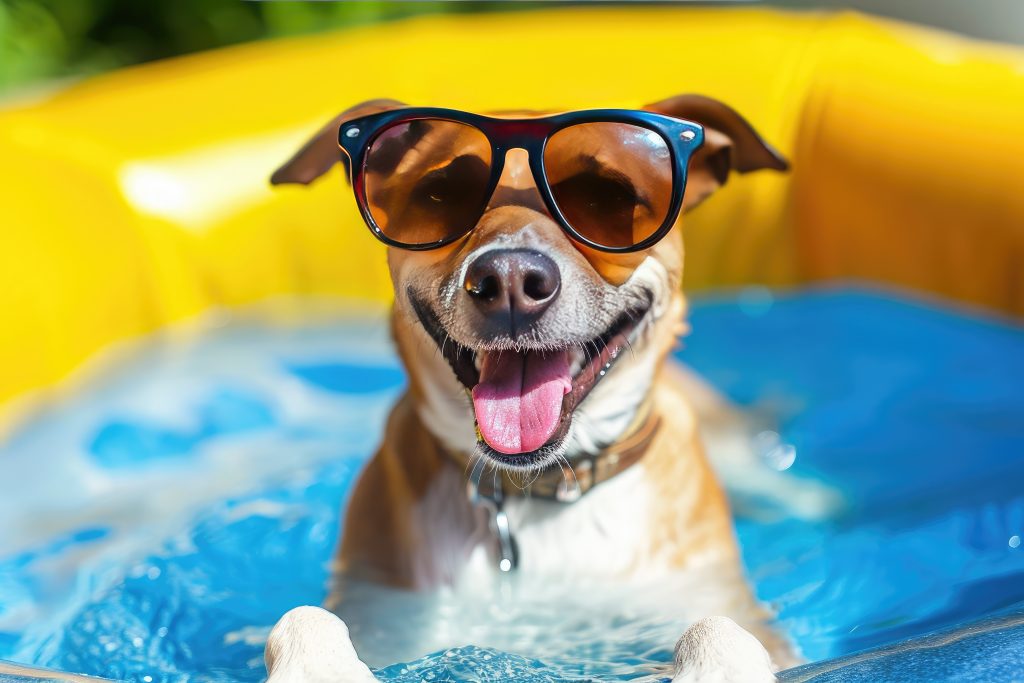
{"left": 409, "top": 292, "right": 651, "bottom": 462}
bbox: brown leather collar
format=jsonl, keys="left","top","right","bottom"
{"left": 446, "top": 411, "right": 662, "bottom": 503}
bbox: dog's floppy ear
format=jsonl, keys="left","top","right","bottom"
{"left": 270, "top": 99, "right": 405, "bottom": 186}
{"left": 644, "top": 94, "right": 788, "bottom": 210}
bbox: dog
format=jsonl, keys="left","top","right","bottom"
{"left": 269, "top": 94, "right": 797, "bottom": 675}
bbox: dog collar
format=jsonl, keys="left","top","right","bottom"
{"left": 448, "top": 411, "right": 661, "bottom": 573}
{"left": 453, "top": 409, "right": 663, "bottom": 503}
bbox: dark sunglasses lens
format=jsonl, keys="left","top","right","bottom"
{"left": 544, "top": 123, "right": 673, "bottom": 249}
{"left": 363, "top": 119, "right": 492, "bottom": 247}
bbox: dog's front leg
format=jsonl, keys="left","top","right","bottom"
{"left": 265, "top": 606, "right": 377, "bottom": 683}
{"left": 262, "top": 610, "right": 777, "bottom": 683}
{"left": 671, "top": 616, "right": 777, "bottom": 683}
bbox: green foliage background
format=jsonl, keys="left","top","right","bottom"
{"left": 0, "top": 1, "right": 537, "bottom": 95}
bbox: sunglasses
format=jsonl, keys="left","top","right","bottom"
{"left": 337, "top": 108, "right": 704, "bottom": 253}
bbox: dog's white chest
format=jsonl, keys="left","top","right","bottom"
{"left": 462, "top": 464, "right": 656, "bottom": 581}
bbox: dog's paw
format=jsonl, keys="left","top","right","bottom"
{"left": 672, "top": 616, "right": 776, "bottom": 683}
{"left": 265, "top": 606, "right": 377, "bottom": 683}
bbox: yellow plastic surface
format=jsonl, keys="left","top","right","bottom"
{"left": 1, "top": 7, "right": 1023, "bottom": 411}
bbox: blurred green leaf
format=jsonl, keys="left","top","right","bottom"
{"left": 0, "top": 0, "right": 544, "bottom": 94}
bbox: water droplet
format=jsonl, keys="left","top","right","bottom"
{"left": 765, "top": 444, "right": 797, "bottom": 471}
{"left": 1010, "top": 535, "right": 1021, "bottom": 549}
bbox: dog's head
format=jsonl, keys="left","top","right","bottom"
{"left": 273, "top": 96, "right": 786, "bottom": 471}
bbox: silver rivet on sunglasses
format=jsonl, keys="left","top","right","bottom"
{"left": 345, "top": 127, "right": 360, "bottom": 138}
{"left": 680, "top": 130, "right": 696, "bottom": 141}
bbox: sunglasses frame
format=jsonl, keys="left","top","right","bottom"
{"left": 337, "top": 107, "right": 705, "bottom": 253}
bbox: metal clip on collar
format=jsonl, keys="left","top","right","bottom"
{"left": 467, "top": 471, "right": 519, "bottom": 573}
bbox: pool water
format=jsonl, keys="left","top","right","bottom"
{"left": 1, "top": 288, "right": 1023, "bottom": 682}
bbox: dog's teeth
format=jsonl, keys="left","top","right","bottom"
{"left": 474, "top": 352, "right": 483, "bottom": 372}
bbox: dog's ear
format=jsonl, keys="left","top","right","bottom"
{"left": 644, "top": 94, "right": 788, "bottom": 211}
{"left": 270, "top": 99, "right": 406, "bottom": 186}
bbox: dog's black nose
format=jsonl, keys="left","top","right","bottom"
{"left": 464, "top": 249, "right": 561, "bottom": 335}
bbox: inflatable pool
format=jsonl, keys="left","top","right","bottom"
{"left": 1, "top": 6, "right": 1023, "bottom": 682}
{"left": 2, "top": 290, "right": 1023, "bottom": 682}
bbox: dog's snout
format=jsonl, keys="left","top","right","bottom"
{"left": 464, "top": 249, "right": 560, "bottom": 335}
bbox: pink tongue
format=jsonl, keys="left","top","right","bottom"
{"left": 471, "top": 350, "right": 572, "bottom": 454}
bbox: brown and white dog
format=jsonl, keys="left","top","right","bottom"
{"left": 269, "top": 94, "right": 796, "bottom": 676}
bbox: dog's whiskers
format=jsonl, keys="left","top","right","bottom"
{"left": 464, "top": 446, "right": 482, "bottom": 477}
{"left": 513, "top": 464, "right": 543, "bottom": 491}
{"left": 575, "top": 339, "right": 594, "bottom": 376}
{"left": 623, "top": 335, "right": 637, "bottom": 362}
{"left": 555, "top": 452, "right": 581, "bottom": 499}
{"left": 469, "top": 452, "right": 488, "bottom": 490}
{"left": 587, "top": 337, "right": 604, "bottom": 373}
{"left": 620, "top": 310, "right": 640, "bottom": 361}
{"left": 439, "top": 330, "right": 452, "bottom": 362}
